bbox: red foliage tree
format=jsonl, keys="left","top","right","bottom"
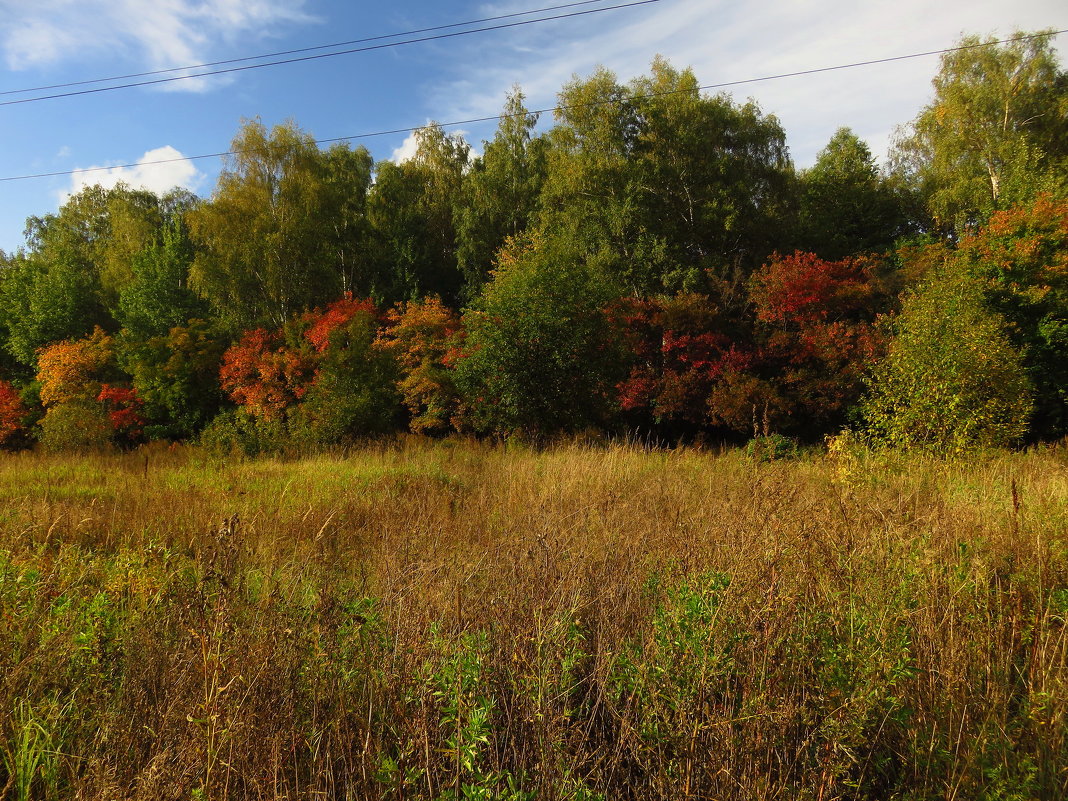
{"left": 0, "top": 380, "right": 27, "bottom": 447}
{"left": 219, "top": 328, "right": 314, "bottom": 420}
{"left": 219, "top": 296, "right": 387, "bottom": 423}
{"left": 303, "top": 294, "right": 380, "bottom": 353}
{"left": 614, "top": 294, "right": 759, "bottom": 432}
{"left": 748, "top": 252, "right": 889, "bottom": 434}
{"left": 750, "top": 251, "right": 880, "bottom": 328}
{"left": 97, "top": 384, "right": 146, "bottom": 443}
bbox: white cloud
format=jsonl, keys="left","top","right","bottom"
{"left": 389, "top": 127, "right": 473, "bottom": 164}
{"left": 0, "top": 0, "right": 315, "bottom": 92}
{"left": 436, "top": 0, "right": 1066, "bottom": 167}
{"left": 390, "top": 131, "right": 421, "bottom": 164}
{"left": 62, "top": 146, "right": 203, "bottom": 201}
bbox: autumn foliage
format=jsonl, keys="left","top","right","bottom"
{"left": 747, "top": 252, "right": 888, "bottom": 433}
{"left": 614, "top": 255, "right": 888, "bottom": 438}
{"left": 0, "top": 380, "right": 26, "bottom": 447}
{"left": 750, "top": 251, "right": 884, "bottom": 328}
{"left": 97, "top": 384, "right": 146, "bottom": 442}
{"left": 36, "top": 326, "right": 116, "bottom": 407}
{"left": 304, "top": 294, "right": 380, "bottom": 353}
{"left": 219, "top": 328, "right": 313, "bottom": 420}
{"left": 380, "top": 297, "right": 464, "bottom": 434}
{"left": 615, "top": 294, "right": 756, "bottom": 432}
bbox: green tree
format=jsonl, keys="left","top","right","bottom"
{"left": 892, "top": 30, "right": 1067, "bottom": 229}
{"left": 120, "top": 319, "right": 228, "bottom": 440}
{"left": 0, "top": 185, "right": 196, "bottom": 369}
{"left": 538, "top": 59, "right": 792, "bottom": 298}
{"left": 323, "top": 143, "right": 375, "bottom": 295}
{"left": 796, "top": 127, "right": 912, "bottom": 258}
{"left": 296, "top": 310, "right": 401, "bottom": 443}
{"left": 23, "top": 183, "right": 167, "bottom": 306}
{"left": 188, "top": 119, "right": 373, "bottom": 329}
{"left": 538, "top": 66, "right": 646, "bottom": 291}
{"left": 117, "top": 219, "right": 207, "bottom": 340}
{"left": 366, "top": 124, "right": 469, "bottom": 304}
{"left": 629, "top": 59, "right": 793, "bottom": 292}
{"left": 455, "top": 90, "right": 548, "bottom": 298}
{"left": 455, "top": 233, "right": 625, "bottom": 436}
{"left": 861, "top": 263, "right": 1033, "bottom": 452}
{"left": 0, "top": 250, "right": 109, "bottom": 368}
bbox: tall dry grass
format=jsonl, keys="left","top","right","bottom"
{"left": 0, "top": 438, "right": 1065, "bottom": 799}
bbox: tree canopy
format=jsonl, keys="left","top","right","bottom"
{"left": 0, "top": 44, "right": 1064, "bottom": 452}
{"left": 893, "top": 30, "right": 1067, "bottom": 230}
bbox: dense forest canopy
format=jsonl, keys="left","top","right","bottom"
{"left": 0, "top": 33, "right": 1065, "bottom": 453}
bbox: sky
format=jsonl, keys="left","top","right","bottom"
{"left": 0, "top": 0, "right": 1064, "bottom": 254}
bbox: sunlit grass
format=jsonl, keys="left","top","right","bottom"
{"left": 0, "top": 440, "right": 1065, "bottom": 799}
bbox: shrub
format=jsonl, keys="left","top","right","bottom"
{"left": 455, "top": 234, "right": 625, "bottom": 437}
{"left": 297, "top": 309, "right": 401, "bottom": 444}
{"left": 862, "top": 265, "right": 1033, "bottom": 453}
{"left": 197, "top": 408, "right": 291, "bottom": 457}
{"left": 120, "top": 319, "right": 228, "bottom": 440}
{"left": 745, "top": 433, "right": 801, "bottom": 461}
{"left": 37, "top": 400, "right": 113, "bottom": 453}
{"left": 379, "top": 297, "right": 464, "bottom": 435}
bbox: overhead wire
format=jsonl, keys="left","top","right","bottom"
{"left": 0, "top": 0, "right": 618, "bottom": 97}
{"left": 0, "top": 0, "right": 661, "bottom": 107}
{"left": 0, "top": 28, "right": 1064, "bottom": 184}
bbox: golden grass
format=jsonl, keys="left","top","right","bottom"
{"left": 0, "top": 439, "right": 1065, "bottom": 799}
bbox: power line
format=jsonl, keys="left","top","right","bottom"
{"left": 0, "top": 0, "right": 660, "bottom": 107}
{"left": 0, "top": 0, "right": 616, "bottom": 98}
{"left": 1, "top": 28, "right": 1064, "bottom": 184}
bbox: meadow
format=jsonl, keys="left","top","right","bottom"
{"left": 0, "top": 438, "right": 1066, "bottom": 800}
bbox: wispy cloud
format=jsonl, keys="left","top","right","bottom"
{"left": 436, "top": 0, "right": 1065, "bottom": 166}
{"left": 62, "top": 146, "right": 203, "bottom": 200}
{"left": 0, "top": 0, "right": 315, "bottom": 92}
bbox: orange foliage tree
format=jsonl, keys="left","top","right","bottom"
{"left": 955, "top": 194, "right": 1068, "bottom": 437}
{"left": 218, "top": 296, "right": 395, "bottom": 435}
{"left": 36, "top": 326, "right": 116, "bottom": 407}
{"left": 379, "top": 297, "right": 464, "bottom": 434}
{"left": 35, "top": 327, "right": 147, "bottom": 448}
{"left": 218, "top": 328, "right": 314, "bottom": 421}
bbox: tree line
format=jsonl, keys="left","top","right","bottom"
{"left": 0, "top": 34, "right": 1065, "bottom": 453}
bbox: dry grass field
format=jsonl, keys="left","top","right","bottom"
{"left": 0, "top": 438, "right": 1066, "bottom": 799}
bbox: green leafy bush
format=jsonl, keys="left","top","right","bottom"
{"left": 296, "top": 310, "right": 401, "bottom": 443}
{"left": 862, "top": 265, "right": 1033, "bottom": 453}
{"left": 197, "top": 408, "right": 290, "bottom": 457}
{"left": 455, "top": 234, "right": 624, "bottom": 437}
{"left": 37, "top": 400, "right": 112, "bottom": 453}
{"left": 745, "top": 433, "right": 801, "bottom": 461}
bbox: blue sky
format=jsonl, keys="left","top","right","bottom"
{"left": 0, "top": 0, "right": 1064, "bottom": 254}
